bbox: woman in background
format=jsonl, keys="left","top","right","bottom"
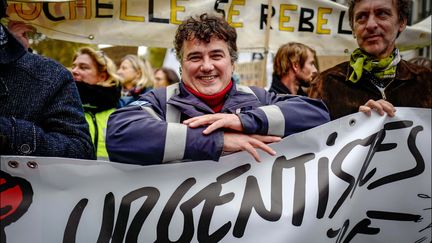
{"left": 117, "top": 54, "right": 154, "bottom": 107}
{"left": 153, "top": 67, "right": 180, "bottom": 88}
{"left": 71, "top": 47, "right": 121, "bottom": 160}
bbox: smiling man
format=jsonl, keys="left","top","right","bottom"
{"left": 106, "top": 13, "right": 330, "bottom": 165}
{"left": 309, "top": 0, "right": 431, "bottom": 120}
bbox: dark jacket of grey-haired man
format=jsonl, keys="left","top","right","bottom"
{"left": 0, "top": 2, "right": 95, "bottom": 158}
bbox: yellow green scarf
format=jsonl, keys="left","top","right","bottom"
{"left": 348, "top": 48, "right": 400, "bottom": 83}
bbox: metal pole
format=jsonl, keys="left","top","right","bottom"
{"left": 261, "top": 0, "right": 273, "bottom": 88}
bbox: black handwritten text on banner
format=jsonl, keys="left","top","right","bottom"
{"left": 1, "top": 108, "right": 431, "bottom": 242}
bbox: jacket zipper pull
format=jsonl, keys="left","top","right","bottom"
{"left": 379, "top": 89, "right": 387, "bottom": 100}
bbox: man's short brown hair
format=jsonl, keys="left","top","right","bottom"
{"left": 174, "top": 13, "right": 238, "bottom": 64}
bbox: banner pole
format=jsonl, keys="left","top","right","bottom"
{"left": 261, "top": 0, "right": 273, "bottom": 88}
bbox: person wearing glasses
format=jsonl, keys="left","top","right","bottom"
{"left": 71, "top": 47, "right": 122, "bottom": 160}
{"left": 0, "top": 0, "right": 94, "bottom": 159}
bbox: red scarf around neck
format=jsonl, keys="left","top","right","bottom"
{"left": 184, "top": 81, "right": 233, "bottom": 112}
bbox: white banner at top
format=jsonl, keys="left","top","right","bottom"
{"left": 4, "top": 0, "right": 431, "bottom": 55}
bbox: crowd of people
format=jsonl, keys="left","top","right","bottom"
{"left": 1, "top": 0, "right": 431, "bottom": 164}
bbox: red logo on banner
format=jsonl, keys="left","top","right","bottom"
{"left": 0, "top": 170, "right": 33, "bottom": 243}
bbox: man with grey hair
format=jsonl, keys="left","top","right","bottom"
{"left": 309, "top": 0, "right": 431, "bottom": 120}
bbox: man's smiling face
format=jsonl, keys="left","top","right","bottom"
{"left": 180, "top": 37, "right": 233, "bottom": 95}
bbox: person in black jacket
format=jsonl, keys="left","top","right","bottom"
{"left": 269, "top": 42, "right": 318, "bottom": 96}
{"left": 0, "top": 1, "right": 94, "bottom": 158}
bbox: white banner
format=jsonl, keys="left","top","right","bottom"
{"left": 4, "top": 0, "right": 431, "bottom": 55}
{"left": 1, "top": 108, "right": 431, "bottom": 243}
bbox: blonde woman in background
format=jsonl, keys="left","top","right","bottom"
{"left": 117, "top": 54, "right": 154, "bottom": 107}
{"left": 71, "top": 47, "right": 122, "bottom": 160}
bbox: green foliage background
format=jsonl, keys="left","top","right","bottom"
{"left": 31, "top": 38, "right": 166, "bottom": 69}
{"left": 32, "top": 38, "right": 96, "bottom": 67}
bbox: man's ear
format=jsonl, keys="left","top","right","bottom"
{"left": 396, "top": 17, "right": 407, "bottom": 38}
{"left": 293, "top": 62, "right": 300, "bottom": 73}
{"left": 399, "top": 18, "right": 407, "bottom": 33}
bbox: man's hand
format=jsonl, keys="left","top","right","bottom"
{"left": 359, "top": 99, "right": 396, "bottom": 117}
{"left": 223, "top": 132, "right": 281, "bottom": 162}
{"left": 183, "top": 113, "right": 243, "bottom": 134}
{"left": 7, "top": 20, "right": 35, "bottom": 49}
